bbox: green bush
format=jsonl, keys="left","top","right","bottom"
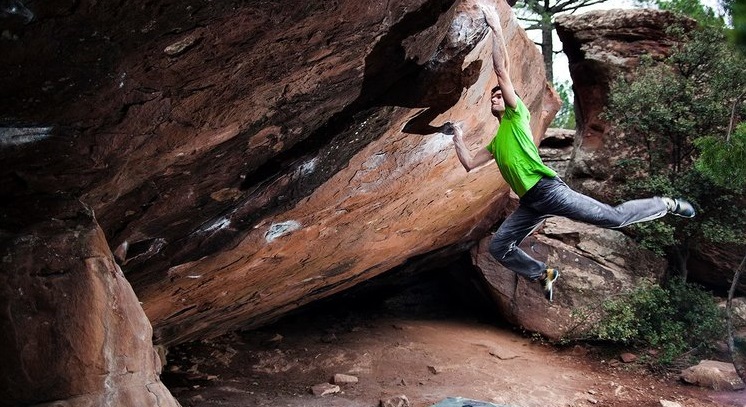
{"left": 695, "top": 123, "right": 746, "bottom": 192}
{"left": 590, "top": 279, "right": 725, "bottom": 365}
{"left": 603, "top": 23, "right": 746, "bottom": 275}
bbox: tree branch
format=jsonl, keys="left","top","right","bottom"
{"left": 551, "top": 0, "right": 609, "bottom": 13}
{"left": 726, "top": 90, "right": 746, "bottom": 142}
{"left": 521, "top": 23, "right": 543, "bottom": 30}
{"left": 517, "top": 15, "right": 542, "bottom": 24}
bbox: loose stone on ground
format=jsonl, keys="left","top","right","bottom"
{"left": 310, "top": 383, "right": 340, "bottom": 396}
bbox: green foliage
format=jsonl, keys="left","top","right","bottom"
{"left": 551, "top": 80, "right": 576, "bottom": 129}
{"left": 628, "top": 221, "right": 676, "bottom": 255}
{"left": 650, "top": 0, "right": 726, "bottom": 26}
{"left": 591, "top": 279, "right": 726, "bottom": 365}
{"left": 695, "top": 123, "right": 746, "bottom": 190}
{"left": 644, "top": 0, "right": 746, "bottom": 65}
{"left": 733, "top": 0, "right": 746, "bottom": 53}
{"left": 604, "top": 23, "right": 746, "bottom": 256}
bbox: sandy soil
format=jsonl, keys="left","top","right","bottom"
{"left": 162, "top": 268, "right": 746, "bottom": 407}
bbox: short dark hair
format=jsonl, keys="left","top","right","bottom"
{"left": 490, "top": 86, "right": 521, "bottom": 98}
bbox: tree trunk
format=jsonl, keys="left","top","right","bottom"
{"left": 727, "top": 253, "right": 746, "bottom": 384}
{"left": 671, "top": 244, "right": 690, "bottom": 281}
{"left": 541, "top": 16, "right": 554, "bottom": 83}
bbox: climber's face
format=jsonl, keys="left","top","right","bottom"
{"left": 491, "top": 87, "right": 505, "bottom": 116}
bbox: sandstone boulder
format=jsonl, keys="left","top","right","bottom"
{"left": 681, "top": 360, "right": 746, "bottom": 391}
{"left": 1, "top": 0, "right": 558, "bottom": 345}
{"left": 0, "top": 198, "right": 179, "bottom": 406}
{"left": 555, "top": 9, "right": 696, "bottom": 195}
{"left": 472, "top": 216, "right": 665, "bottom": 340}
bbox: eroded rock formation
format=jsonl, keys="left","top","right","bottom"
{"left": 0, "top": 198, "right": 179, "bottom": 406}
{"left": 556, "top": 9, "right": 743, "bottom": 291}
{"left": 555, "top": 8, "right": 696, "bottom": 195}
{"left": 1, "top": 0, "right": 558, "bottom": 349}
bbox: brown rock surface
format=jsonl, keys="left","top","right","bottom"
{"left": 472, "top": 216, "right": 665, "bottom": 340}
{"left": 0, "top": 198, "right": 179, "bottom": 406}
{"left": 681, "top": 360, "right": 746, "bottom": 391}
{"left": 1, "top": 0, "right": 558, "bottom": 346}
{"left": 555, "top": 8, "right": 696, "bottom": 193}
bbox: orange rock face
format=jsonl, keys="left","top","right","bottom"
{"left": 1, "top": 0, "right": 558, "bottom": 346}
{"left": 0, "top": 198, "right": 179, "bottom": 406}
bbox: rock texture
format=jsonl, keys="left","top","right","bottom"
{"left": 555, "top": 9, "right": 696, "bottom": 195}
{"left": 681, "top": 360, "right": 746, "bottom": 391}
{"left": 555, "top": 9, "right": 743, "bottom": 291}
{"left": 0, "top": 198, "right": 179, "bottom": 406}
{"left": 1, "top": 0, "right": 558, "bottom": 347}
{"left": 472, "top": 216, "right": 665, "bottom": 340}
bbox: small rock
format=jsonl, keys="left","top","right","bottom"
{"left": 267, "top": 333, "right": 283, "bottom": 343}
{"left": 332, "top": 373, "right": 359, "bottom": 384}
{"left": 380, "top": 394, "right": 410, "bottom": 407}
{"left": 620, "top": 352, "right": 637, "bottom": 363}
{"left": 427, "top": 365, "right": 441, "bottom": 375}
{"left": 660, "top": 400, "right": 683, "bottom": 407}
{"left": 571, "top": 344, "right": 589, "bottom": 356}
{"left": 310, "top": 383, "right": 340, "bottom": 396}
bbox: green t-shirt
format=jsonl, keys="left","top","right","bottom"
{"left": 485, "top": 97, "right": 556, "bottom": 197}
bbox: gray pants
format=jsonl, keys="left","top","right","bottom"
{"left": 489, "top": 177, "right": 668, "bottom": 280}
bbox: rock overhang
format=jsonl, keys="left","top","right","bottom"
{"left": 1, "top": 0, "right": 559, "bottom": 346}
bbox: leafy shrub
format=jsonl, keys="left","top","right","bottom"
{"left": 695, "top": 123, "right": 746, "bottom": 192}
{"left": 603, "top": 23, "right": 746, "bottom": 273}
{"left": 590, "top": 279, "right": 725, "bottom": 365}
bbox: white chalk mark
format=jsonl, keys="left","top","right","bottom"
{"left": 265, "top": 220, "right": 301, "bottom": 243}
{"left": 0, "top": 127, "right": 53, "bottom": 146}
{"left": 201, "top": 217, "right": 231, "bottom": 233}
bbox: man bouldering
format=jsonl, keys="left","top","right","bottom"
{"left": 447, "top": 4, "right": 696, "bottom": 302}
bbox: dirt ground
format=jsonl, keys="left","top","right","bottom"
{"left": 162, "top": 267, "right": 746, "bottom": 407}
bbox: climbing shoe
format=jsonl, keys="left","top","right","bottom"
{"left": 541, "top": 268, "right": 560, "bottom": 302}
{"left": 668, "top": 198, "right": 696, "bottom": 218}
